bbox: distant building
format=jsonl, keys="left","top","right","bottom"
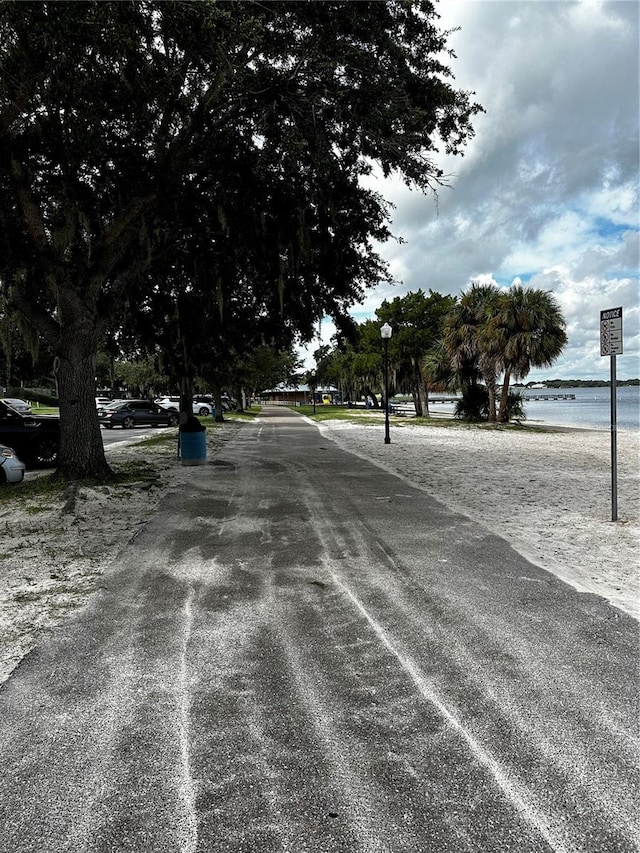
{"left": 259, "top": 384, "right": 342, "bottom": 406}
{"left": 260, "top": 383, "right": 311, "bottom": 405}
{"left": 312, "top": 388, "right": 342, "bottom": 405}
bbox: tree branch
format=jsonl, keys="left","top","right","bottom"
{"left": 9, "top": 157, "right": 48, "bottom": 248}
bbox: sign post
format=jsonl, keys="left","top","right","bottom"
{"left": 600, "top": 307, "right": 623, "bottom": 521}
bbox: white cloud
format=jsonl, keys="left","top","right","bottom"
{"left": 350, "top": 0, "right": 640, "bottom": 380}
{"left": 301, "top": 2, "right": 639, "bottom": 380}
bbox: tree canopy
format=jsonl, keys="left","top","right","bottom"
{"left": 0, "top": 0, "right": 482, "bottom": 478}
{"left": 315, "top": 289, "right": 455, "bottom": 410}
{"left": 434, "top": 282, "right": 567, "bottom": 422}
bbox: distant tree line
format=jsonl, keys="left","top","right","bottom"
{"left": 539, "top": 379, "right": 639, "bottom": 388}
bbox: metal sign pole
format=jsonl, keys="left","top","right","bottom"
{"left": 610, "top": 354, "right": 618, "bottom": 522}
{"left": 601, "top": 306, "right": 622, "bottom": 522}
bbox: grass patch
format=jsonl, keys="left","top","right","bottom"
{"left": 217, "top": 406, "right": 261, "bottom": 422}
{"left": 292, "top": 405, "right": 544, "bottom": 432}
{"left": 109, "top": 459, "right": 163, "bottom": 488}
{"left": 30, "top": 406, "right": 59, "bottom": 415}
{"left": 0, "top": 473, "right": 66, "bottom": 508}
{"left": 294, "top": 405, "right": 431, "bottom": 426}
{"left": 0, "top": 459, "right": 163, "bottom": 515}
{"left": 293, "top": 405, "right": 380, "bottom": 423}
{"left": 136, "top": 432, "right": 178, "bottom": 448}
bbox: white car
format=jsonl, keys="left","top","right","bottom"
{"left": 1, "top": 397, "right": 31, "bottom": 414}
{"left": 0, "top": 444, "right": 26, "bottom": 484}
{"left": 155, "top": 396, "right": 212, "bottom": 417}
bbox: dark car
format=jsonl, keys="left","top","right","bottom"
{"left": 0, "top": 400, "right": 60, "bottom": 467}
{"left": 97, "top": 399, "right": 180, "bottom": 429}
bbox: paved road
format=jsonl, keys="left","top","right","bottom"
{"left": 100, "top": 423, "right": 178, "bottom": 450}
{"left": 1, "top": 407, "right": 638, "bottom": 852}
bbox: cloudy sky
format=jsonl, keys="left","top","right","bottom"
{"left": 308, "top": 0, "right": 639, "bottom": 381}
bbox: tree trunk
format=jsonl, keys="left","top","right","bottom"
{"left": 498, "top": 371, "right": 511, "bottom": 422}
{"left": 179, "top": 375, "right": 194, "bottom": 426}
{"left": 487, "top": 382, "right": 497, "bottom": 422}
{"left": 414, "top": 382, "right": 430, "bottom": 418}
{"left": 55, "top": 322, "right": 111, "bottom": 481}
{"left": 212, "top": 386, "right": 225, "bottom": 422}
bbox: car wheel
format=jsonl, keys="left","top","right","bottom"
{"left": 168, "top": 413, "right": 179, "bottom": 427}
{"left": 198, "top": 406, "right": 210, "bottom": 416}
{"left": 33, "top": 437, "right": 59, "bottom": 467}
{"left": 122, "top": 416, "right": 135, "bottom": 429}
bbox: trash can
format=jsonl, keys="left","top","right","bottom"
{"left": 179, "top": 416, "right": 207, "bottom": 466}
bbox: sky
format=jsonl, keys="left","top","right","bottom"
{"left": 303, "top": 0, "right": 639, "bottom": 382}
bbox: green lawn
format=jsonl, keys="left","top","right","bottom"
{"left": 290, "top": 404, "right": 537, "bottom": 431}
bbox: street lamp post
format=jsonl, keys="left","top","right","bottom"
{"left": 380, "top": 322, "right": 392, "bottom": 444}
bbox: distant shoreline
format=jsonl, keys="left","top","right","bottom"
{"left": 513, "top": 379, "right": 639, "bottom": 388}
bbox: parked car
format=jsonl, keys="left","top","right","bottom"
{"left": 95, "top": 396, "right": 111, "bottom": 408}
{"left": 156, "top": 396, "right": 213, "bottom": 417}
{"left": 155, "top": 396, "right": 180, "bottom": 411}
{"left": 192, "top": 394, "right": 217, "bottom": 415}
{"left": 96, "top": 400, "right": 125, "bottom": 415}
{"left": 98, "top": 399, "right": 180, "bottom": 429}
{"left": 0, "top": 444, "right": 26, "bottom": 484}
{"left": 192, "top": 397, "right": 213, "bottom": 416}
{"left": 0, "top": 400, "right": 59, "bottom": 467}
{"left": 192, "top": 393, "right": 236, "bottom": 412}
{"left": 1, "top": 397, "right": 31, "bottom": 414}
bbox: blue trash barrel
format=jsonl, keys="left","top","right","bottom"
{"left": 179, "top": 430, "right": 207, "bottom": 466}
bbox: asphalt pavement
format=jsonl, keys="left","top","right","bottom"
{"left": 1, "top": 406, "right": 638, "bottom": 852}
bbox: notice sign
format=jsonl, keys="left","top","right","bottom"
{"left": 600, "top": 307, "right": 623, "bottom": 356}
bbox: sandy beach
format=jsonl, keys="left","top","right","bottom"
{"left": 1, "top": 415, "right": 638, "bottom": 684}
{"left": 320, "top": 417, "right": 640, "bottom": 620}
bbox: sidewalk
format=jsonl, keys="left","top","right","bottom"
{"left": 0, "top": 406, "right": 638, "bottom": 852}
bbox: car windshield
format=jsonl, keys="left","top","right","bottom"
{"left": 0, "top": 401, "right": 24, "bottom": 418}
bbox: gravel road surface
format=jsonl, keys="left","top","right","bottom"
{"left": 0, "top": 407, "right": 637, "bottom": 852}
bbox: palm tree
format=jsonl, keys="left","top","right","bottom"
{"left": 495, "top": 286, "right": 567, "bottom": 422}
{"left": 441, "top": 282, "right": 503, "bottom": 421}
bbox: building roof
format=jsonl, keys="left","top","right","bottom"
{"left": 261, "top": 383, "right": 310, "bottom": 394}
{"left": 260, "top": 383, "right": 339, "bottom": 394}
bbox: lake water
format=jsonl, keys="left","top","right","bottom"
{"left": 521, "top": 386, "right": 639, "bottom": 432}
{"left": 427, "top": 386, "right": 640, "bottom": 431}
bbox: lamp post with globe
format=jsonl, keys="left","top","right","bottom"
{"left": 380, "top": 322, "right": 392, "bottom": 444}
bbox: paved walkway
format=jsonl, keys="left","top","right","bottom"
{"left": 0, "top": 406, "right": 638, "bottom": 852}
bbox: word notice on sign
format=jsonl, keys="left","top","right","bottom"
{"left": 600, "top": 307, "right": 623, "bottom": 357}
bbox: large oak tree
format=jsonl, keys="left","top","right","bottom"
{"left": 0, "top": 0, "right": 481, "bottom": 479}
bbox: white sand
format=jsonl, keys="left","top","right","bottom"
{"left": 1, "top": 417, "right": 638, "bottom": 684}
{"left": 319, "top": 417, "right": 640, "bottom": 619}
